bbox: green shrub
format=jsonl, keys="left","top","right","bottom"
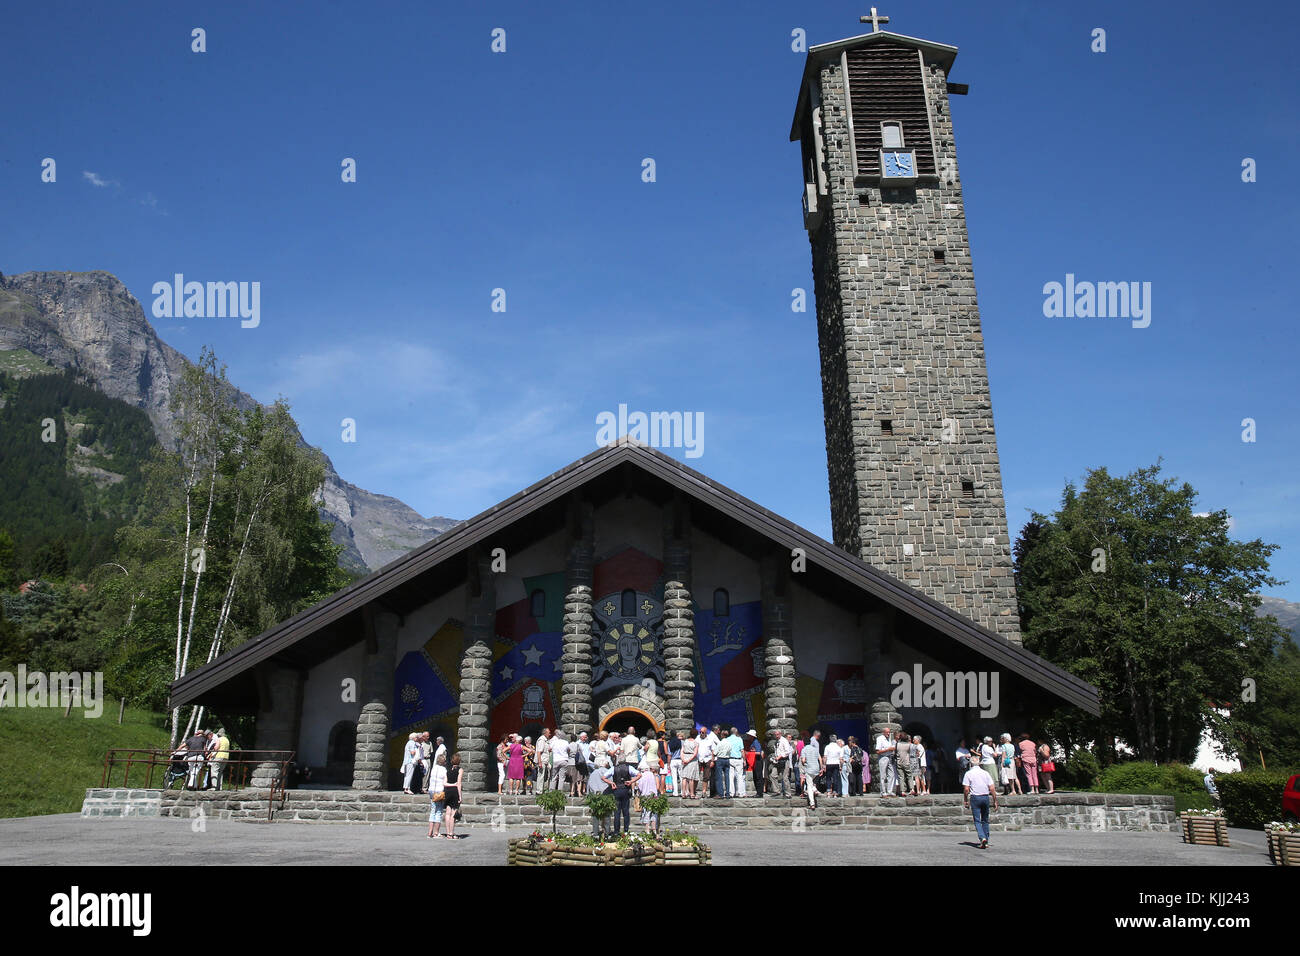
{"left": 1095, "top": 761, "right": 1205, "bottom": 797}
{"left": 641, "top": 795, "right": 670, "bottom": 817}
{"left": 535, "top": 789, "right": 568, "bottom": 834}
{"left": 584, "top": 791, "right": 615, "bottom": 820}
{"left": 1215, "top": 769, "right": 1298, "bottom": 830}
{"left": 1054, "top": 747, "right": 1100, "bottom": 790}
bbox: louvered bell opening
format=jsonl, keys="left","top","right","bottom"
{"left": 846, "top": 42, "right": 935, "bottom": 179}
{"left": 961, "top": 481, "right": 975, "bottom": 499}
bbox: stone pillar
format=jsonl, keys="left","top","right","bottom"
{"left": 662, "top": 493, "right": 692, "bottom": 591}
{"left": 662, "top": 581, "right": 695, "bottom": 737}
{"left": 862, "top": 608, "right": 903, "bottom": 739}
{"left": 560, "top": 585, "right": 594, "bottom": 737}
{"left": 761, "top": 553, "right": 798, "bottom": 736}
{"left": 351, "top": 606, "right": 400, "bottom": 790}
{"left": 250, "top": 662, "right": 305, "bottom": 789}
{"left": 456, "top": 551, "right": 496, "bottom": 792}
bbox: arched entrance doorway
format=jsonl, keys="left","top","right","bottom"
{"left": 600, "top": 708, "right": 660, "bottom": 738}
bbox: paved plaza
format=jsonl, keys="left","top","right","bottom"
{"left": 0, "top": 814, "right": 1270, "bottom": 866}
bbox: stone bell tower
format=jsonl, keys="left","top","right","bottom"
{"left": 790, "top": 10, "right": 1021, "bottom": 641}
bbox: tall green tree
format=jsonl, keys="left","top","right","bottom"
{"left": 1208, "top": 636, "right": 1300, "bottom": 770}
{"left": 1015, "top": 461, "right": 1285, "bottom": 764}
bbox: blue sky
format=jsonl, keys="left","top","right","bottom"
{"left": 3, "top": 1, "right": 1298, "bottom": 601}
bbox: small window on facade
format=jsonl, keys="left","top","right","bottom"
{"left": 961, "top": 481, "right": 975, "bottom": 498}
{"left": 933, "top": 249, "right": 946, "bottom": 263}
{"left": 881, "top": 419, "right": 893, "bottom": 435}
{"left": 621, "top": 589, "right": 637, "bottom": 617}
{"left": 529, "top": 589, "right": 546, "bottom": 620}
{"left": 713, "top": 588, "right": 730, "bottom": 617}
{"left": 881, "top": 122, "right": 904, "bottom": 149}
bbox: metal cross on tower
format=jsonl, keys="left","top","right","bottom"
{"left": 859, "top": 7, "right": 890, "bottom": 32}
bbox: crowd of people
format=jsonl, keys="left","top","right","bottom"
{"left": 399, "top": 722, "right": 1057, "bottom": 840}
{"left": 398, "top": 732, "right": 464, "bottom": 839}
{"left": 484, "top": 724, "right": 1057, "bottom": 808}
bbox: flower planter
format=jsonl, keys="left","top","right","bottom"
{"left": 507, "top": 837, "right": 711, "bottom": 866}
{"left": 1267, "top": 831, "right": 1300, "bottom": 866}
{"left": 1180, "top": 812, "right": 1229, "bottom": 847}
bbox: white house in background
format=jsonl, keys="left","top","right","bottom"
{"left": 1194, "top": 708, "right": 1242, "bottom": 773}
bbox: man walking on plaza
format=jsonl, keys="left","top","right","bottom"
{"left": 962, "top": 755, "right": 999, "bottom": 849}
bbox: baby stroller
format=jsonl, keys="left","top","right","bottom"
{"left": 163, "top": 750, "right": 188, "bottom": 790}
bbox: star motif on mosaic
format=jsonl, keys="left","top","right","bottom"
{"left": 552, "top": 658, "right": 564, "bottom": 674}
{"left": 521, "top": 644, "right": 544, "bottom": 666}
{"left": 499, "top": 665, "right": 514, "bottom": 681}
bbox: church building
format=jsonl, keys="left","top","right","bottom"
{"left": 169, "top": 15, "right": 1098, "bottom": 794}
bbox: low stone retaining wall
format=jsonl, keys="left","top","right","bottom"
{"left": 81, "top": 788, "right": 1177, "bottom": 832}
{"left": 81, "top": 789, "right": 164, "bottom": 818}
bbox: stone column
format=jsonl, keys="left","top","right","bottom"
{"left": 352, "top": 606, "right": 400, "bottom": 790}
{"left": 761, "top": 553, "right": 798, "bottom": 736}
{"left": 662, "top": 581, "right": 695, "bottom": 737}
{"left": 862, "top": 608, "right": 903, "bottom": 739}
{"left": 560, "top": 585, "right": 594, "bottom": 737}
{"left": 250, "top": 662, "right": 305, "bottom": 789}
{"left": 560, "top": 497, "right": 595, "bottom": 737}
{"left": 456, "top": 551, "right": 496, "bottom": 792}
{"left": 662, "top": 493, "right": 692, "bottom": 590}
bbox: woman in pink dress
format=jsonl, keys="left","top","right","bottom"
{"left": 1018, "top": 734, "right": 1040, "bottom": 794}
{"left": 506, "top": 734, "right": 525, "bottom": 794}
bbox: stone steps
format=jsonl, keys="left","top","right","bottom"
{"left": 81, "top": 788, "right": 1178, "bottom": 831}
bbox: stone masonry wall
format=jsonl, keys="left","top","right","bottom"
{"left": 808, "top": 53, "right": 1021, "bottom": 641}
{"left": 91, "top": 788, "right": 1176, "bottom": 832}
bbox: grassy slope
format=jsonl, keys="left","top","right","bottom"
{"left": 0, "top": 704, "right": 169, "bottom": 817}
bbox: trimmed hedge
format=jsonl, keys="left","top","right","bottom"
{"left": 1095, "top": 761, "right": 1206, "bottom": 798}
{"left": 1215, "top": 770, "right": 1297, "bottom": 830}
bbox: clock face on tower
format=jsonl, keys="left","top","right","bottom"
{"left": 880, "top": 149, "right": 917, "bottom": 183}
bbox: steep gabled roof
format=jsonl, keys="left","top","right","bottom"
{"left": 790, "top": 29, "right": 960, "bottom": 141}
{"left": 170, "top": 440, "right": 1098, "bottom": 715}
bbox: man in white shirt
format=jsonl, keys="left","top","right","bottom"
{"left": 550, "top": 731, "right": 571, "bottom": 792}
{"left": 535, "top": 728, "right": 552, "bottom": 791}
{"left": 769, "top": 731, "right": 793, "bottom": 797}
{"left": 874, "top": 727, "right": 898, "bottom": 797}
{"left": 707, "top": 725, "right": 727, "bottom": 798}
{"left": 697, "top": 727, "right": 716, "bottom": 797}
{"left": 824, "top": 736, "right": 844, "bottom": 797}
{"left": 621, "top": 728, "right": 640, "bottom": 765}
{"left": 962, "top": 759, "right": 999, "bottom": 849}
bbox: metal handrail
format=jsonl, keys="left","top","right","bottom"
{"left": 99, "top": 748, "right": 296, "bottom": 821}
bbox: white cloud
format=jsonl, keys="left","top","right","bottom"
{"left": 82, "top": 170, "right": 116, "bottom": 188}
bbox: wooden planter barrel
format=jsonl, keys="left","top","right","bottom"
{"left": 507, "top": 837, "right": 711, "bottom": 866}
{"left": 1267, "top": 831, "right": 1300, "bottom": 865}
{"left": 1180, "top": 813, "right": 1229, "bottom": 847}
